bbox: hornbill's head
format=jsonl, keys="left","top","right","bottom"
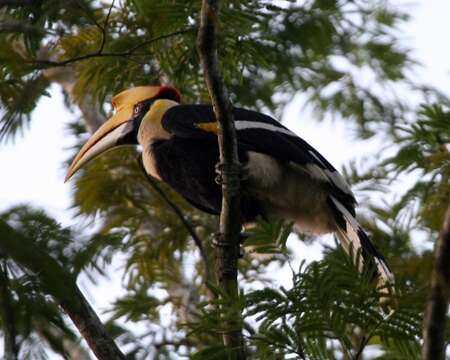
{"left": 65, "top": 85, "right": 180, "bottom": 181}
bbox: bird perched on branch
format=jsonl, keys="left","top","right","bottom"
{"left": 66, "top": 85, "right": 394, "bottom": 289}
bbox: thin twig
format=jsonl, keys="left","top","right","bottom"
{"left": 126, "top": 28, "right": 196, "bottom": 55}
{"left": 31, "top": 28, "right": 195, "bottom": 69}
{"left": 73, "top": 0, "right": 103, "bottom": 31}
{"left": 98, "top": 0, "right": 116, "bottom": 54}
{"left": 73, "top": 0, "right": 115, "bottom": 55}
{"left": 354, "top": 310, "right": 395, "bottom": 360}
{"left": 136, "top": 158, "right": 214, "bottom": 291}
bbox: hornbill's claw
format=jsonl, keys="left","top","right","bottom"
{"left": 212, "top": 232, "right": 248, "bottom": 258}
{"left": 214, "top": 162, "right": 248, "bottom": 186}
{"left": 212, "top": 232, "right": 227, "bottom": 248}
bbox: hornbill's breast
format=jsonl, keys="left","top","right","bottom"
{"left": 151, "top": 137, "right": 262, "bottom": 222}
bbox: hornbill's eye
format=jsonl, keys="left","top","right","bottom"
{"left": 134, "top": 99, "right": 155, "bottom": 117}
{"left": 134, "top": 103, "right": 143, "bottom": 115}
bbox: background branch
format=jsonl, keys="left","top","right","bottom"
{"left": 32, "top": 28, "right": 195, "bottom": 69}
{"left": 422, "top": 202, "right": 450, "bottom": 359}
{"left": 97, "top": 0, "right": 115, "bottom": 55}
{"left": 197, "top": 0, "right": 245, "bottom": 358}
{"left": 0, "top": 220, "right": 126, "bottom": 360}
{"left": 137, "top": 158, "right": 214, "bottom": 293}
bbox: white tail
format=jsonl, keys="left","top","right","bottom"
{"left": 329, "top": 196, "right": 395, "bottom": 289}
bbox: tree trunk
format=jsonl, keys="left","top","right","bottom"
{"left": 422, "top": 202, "right": 450, "bottom": 359}
{"left": 197, "top": 0, "right": 245, "bottom": 358}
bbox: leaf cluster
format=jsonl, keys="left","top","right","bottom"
{"left": 0, "top": 0, "right": 416, "bottom": 141}
{"left": 0, "top": 1, "right": 449, "bottom": 358}
{"left": 245, "top": 250, "right": 422, "bottom": 359}
{"left": 343, "top": 103, "right": 450, "bottom": 234}
{"left": 384, "top": 104, "right": 450, "bottom": 231}
{"left": 0, "top": 206, "right": 86, "bottom": 358}
{"left": 188, "top": 246, "right": 426, "bottom": 359}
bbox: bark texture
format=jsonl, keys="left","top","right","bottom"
{"left": 197, "top": 0, "right": 245, "bottom": 358}
{"left": 422, "top": 202, "right": 450, "bottom": 360}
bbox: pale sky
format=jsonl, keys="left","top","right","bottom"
{"left": 0, "top": 0, "right": 449, "bottom": 356}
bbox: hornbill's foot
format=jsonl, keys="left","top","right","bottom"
{"left": 214, "top": 162, "right": 248, "bottom": 187}
{"left": 212, "top": 232, "right": 227, "bottom": 248}
{"left": 212, "top": 232, "right": 246, "bottom": 258}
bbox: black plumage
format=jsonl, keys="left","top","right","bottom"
{"left": 160, "top": 104, "right": 356, "bottom": 215}
{"left": 66, "top": 85, "right": 394, "bottom": 289}
{"left": 151, "top": 136, "right": 263, "bottom": 222}
{"left": 156, "top": 103, "right": 393, "bottom": 285}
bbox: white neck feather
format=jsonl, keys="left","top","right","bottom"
{"left": 137, "top": 99, "right": 178, "bottom": 146}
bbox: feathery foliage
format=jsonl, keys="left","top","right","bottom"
{"left": 0, "top": 0, "right": 449, "bottom": 358}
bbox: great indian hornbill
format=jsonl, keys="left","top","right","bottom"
{"left": 66, "top": 85, "right": 394, "bottom": 288}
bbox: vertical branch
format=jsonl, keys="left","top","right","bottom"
{"left": 422, "top": 202, "right": 450, "bottom": 360}
{"left": 197, "top": 0, "right": 245, "bottom": 358}
{"left": 0, "top": 259, "right": 19, "bottom": 360}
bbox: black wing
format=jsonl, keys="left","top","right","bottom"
{"left": 161, "top": 104, "right": 356, "bottom": 214}
{"left": 161, "top": 105, "right": 395, "bottom": 286}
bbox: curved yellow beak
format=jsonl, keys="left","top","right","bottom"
{"left": 64, "top": 109, "right": 135, "bottom": 182}
{"left": 65, "top": 86, "right": 171, "bottom": 182}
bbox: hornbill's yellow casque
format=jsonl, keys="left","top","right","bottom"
{"left": 66, "top": 85, "right": 394, "bottom": 287}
